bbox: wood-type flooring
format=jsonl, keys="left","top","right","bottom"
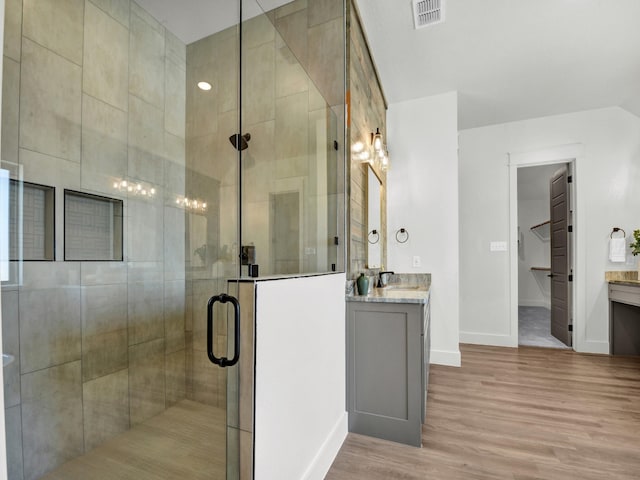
{"left": 327, "top": 344, "right": 640, "bottom": 480}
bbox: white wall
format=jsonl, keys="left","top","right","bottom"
{"left": 517, "top": 164, "right": 558, "bottom": 308}
{"left": 254, "top": 273, "right": 347, "bottom": 480}
{"left": 387, "top": 92, "right": 460, "bottom": 366}
{"left": 459, "top": 107, "right": 640, "bottom": 352}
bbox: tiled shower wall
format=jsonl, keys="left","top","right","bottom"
{"left": 1, "top": 0, "right": 187, "bottom": 478}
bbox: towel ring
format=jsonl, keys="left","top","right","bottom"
{"left": 395, "top": 228, "right": 409, "bottom": 244}
{"left": 368, "top": 229, "right": 380, "bottom": 244}
{"left": 610, "top": 227, "right": 626, "bottom": 238}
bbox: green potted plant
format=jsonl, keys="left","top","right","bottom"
{"left": 630, "top": 229, "right": 640, "bottom": 279}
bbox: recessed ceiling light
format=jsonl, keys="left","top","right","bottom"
{"left": 197, "top": 81, "right": 212, "bottom": 91}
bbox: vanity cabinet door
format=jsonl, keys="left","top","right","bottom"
{"left": 347, "top": 301, "right": 424, "bottom": 447}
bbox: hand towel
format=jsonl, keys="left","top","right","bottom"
{"left": 609, "top": 237, "right": 626, "bottom": 262}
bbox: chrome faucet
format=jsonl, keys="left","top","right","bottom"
{"left": 377, "top": 271, "right": 394, "bottom": 288}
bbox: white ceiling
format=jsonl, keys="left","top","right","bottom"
{"left": 131, "top": 1, "right": 640, "bottom": 129}
{"left": 355, "top": 0, "right": 640, "bottom": 129}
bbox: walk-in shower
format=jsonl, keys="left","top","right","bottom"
{"left": 0, "top": 0, "right": 345, "bottom": 478}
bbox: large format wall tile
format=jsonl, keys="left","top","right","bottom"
{"left": 127, "top": 197, "right": 163, "bottom": 262}
{"left": 4, "top": 0, "right": 23, "bottom": 61}
{"left": 244, "top": 42, "right": 275, "bottom": 125}
{"left": 128, "top": 280, "right": 164, "bottom": 345}
{"left": 22, "top": 0, "right": 84, "bottom": 65}
{"left": 90, "top": 0, "right": 130, "bottom": 28}
{"left": 2, "top": 57, "right": 20, "bottom": 165}
{"left": 129, "top": 9, "right": 165, "bottom": 109}
{"left": 81, "top": 94, "right": 128, "bottom": 195}
{"left": 19, "top": 287, "right": 82, "bottom": 373}
{"left": 275, "top": 91, "right": 309, "bottom": 178}
{"left": 275, "top": 8, "right": 308, "bottom": 67}
{"left": 164, "top": 206, "right": 186, "bottom": 280}
{"left": 241, "top": 120, "right": 275, "bottom": 204}
{"left": 243, "top": 13, "right": 275, "bottom": 49}
{"left": 215, "top": 31, "right": 239, "bottom": 114}
{"left": 164, "top": 279, "right": 186, "bottom": 354}
{"left": 308, "top": 0, "right": 343, "bottom": 27}
{"left": 20, "top": 38, "right": 82, "bottom": 163}
{"left": 165, "top": 349, "right": 186, "bottom": 406}
{"left": 83, "top": 2, "right": 129, "bottom": 111}
{"left": 81, "top": 283, "right": 128, "bottom": 381}
{"left": 5, "top": 404, "right": 24, "bottom": 480}
{"left": 164, "top": 156, "right": 186, "bottom": 209}
{"left": 166, "top": 30, "right": 186, "bottom": 67}
{"left": 81, "top": 261, "right": 127, "bottom": 286}
{"left": 128, "top": 94, "right": 165, "bottom": 185}
{"left": 165, "top": 57, "right": 186, "bottom": 138}
{"left": 275, "top": 42, "right": 309, "bottom": 99}
{"left": 19, "top": 264, "right": 81, "bottom": 374}
{"left": 21, "top": 361, "right": 83, "bottom": 480}
{"left": 308, "top": 17, "right": 344, "bottom": 108}
{"left": 129, "top": 338, "right": 165, "bottom": 425}
{"left": 165, "top": 132, "right": 186, "bottom": 168}
{"left": 275, "top": 0, "right": 307, "bottom": 18}
{"left": 82, "top": 369, "right": 130, "bottom": 451}
{"left": 1, "top": 290, "right": 21, "bottom": 407}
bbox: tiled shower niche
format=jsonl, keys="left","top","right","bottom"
{"left": 64, "top": 190, "right": 123, "bottom": 261}
{"left": 9, "top": 180, "right": 55, "bottom": 261}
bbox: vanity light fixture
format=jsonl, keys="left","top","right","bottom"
{"left": 197, "top": 81, "right": 212, "bottom": 91}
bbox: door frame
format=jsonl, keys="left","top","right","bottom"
{"left": 508, "top": 143, "right": 585, "bottom": 351}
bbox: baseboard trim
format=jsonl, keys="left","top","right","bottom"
{"left": 460, "top": 332, "right": 518, "bottom": 348}
{"left": 302, "top": 412, "right": 348, "bottom": 480}
{"left": 578, "top": 340, "right": 609, "bottom": 355}
{"left": 430, "top": 349, "right": 461, "bottom": 367}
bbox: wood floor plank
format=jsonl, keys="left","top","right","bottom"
{"left": 327, "top": 344, "right": 640, "bottom": 480}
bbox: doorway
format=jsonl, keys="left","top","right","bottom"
{"left": 510, "top": 152, "right": 577, "bottom": 350}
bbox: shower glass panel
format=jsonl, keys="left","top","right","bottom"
{"left": 241, "top": 0, "right": 345, "bottom": 277}
{"left": 0, "top": 0, "right": 246, "bottom": 478}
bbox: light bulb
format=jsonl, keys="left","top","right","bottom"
{"left": 373, "top": 128, "right": 383, "bottom": 152}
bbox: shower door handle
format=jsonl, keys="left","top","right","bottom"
{"left": 207, "top": 294, "right": 241, "bottom": 368}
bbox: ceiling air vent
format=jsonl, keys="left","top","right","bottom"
{"left": 412, "top": 0, "right": 444, "bottom": 29}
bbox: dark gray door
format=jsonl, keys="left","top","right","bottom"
{"left": 550, "top": 165, "right": 571, "bottom": 346}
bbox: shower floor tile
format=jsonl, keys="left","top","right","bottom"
{"left": 42, "top": 400, "right": 226, "bottom": 480}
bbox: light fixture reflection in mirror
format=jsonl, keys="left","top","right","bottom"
{"left": 367, "top": 164, "right": 382, "bottom": 268}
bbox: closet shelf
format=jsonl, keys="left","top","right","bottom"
{"left": 530, "top": 220, "right": 550, "bottom": 230}
{"left": 530, "top": 220, "right": 550, "bottom": 241}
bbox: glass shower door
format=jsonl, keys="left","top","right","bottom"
{"left": 240, "top": 0, "right": 345, "bottom": 278}
{"left": 0, "top": 1, "right": 243, "bottom": 478}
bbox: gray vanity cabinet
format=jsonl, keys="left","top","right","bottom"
{"left": 346, "top": 293, "right": 430, "bottom": 447}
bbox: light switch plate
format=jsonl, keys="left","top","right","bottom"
{"left": 490, "top": 241, "right": 507, "bottom": 252}
{"left": 412, "top": 255, "right": 421, "bottom": 267}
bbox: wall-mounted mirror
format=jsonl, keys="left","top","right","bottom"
{"left": 367, "top": 165, "right": 382, "bottom": 268}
